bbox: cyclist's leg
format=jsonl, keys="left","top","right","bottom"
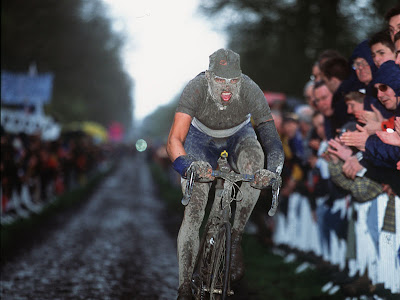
{"left": 228, "top": 128, "right": 265, "bottom": 282}
{"left": 228, "top": 123, "right": 265, "bottom": 233}
{"left": 178, "top": 181, "right": 210, "bottom": 286}
{"left": 231, "top": 137, "right": 264, "bottom": 232}
{"left": 177, "top": 125, "right": 219, "bottom": 292}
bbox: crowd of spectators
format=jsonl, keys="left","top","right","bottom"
{"left": 269, "top": 4, "right": 400, "bottom": 296}
{"left": 0, "top": 126, "right": 112, "bottom": 224}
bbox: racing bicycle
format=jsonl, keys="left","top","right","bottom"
{"left": 181, "top": 150, "right": 281, "bottom": 299}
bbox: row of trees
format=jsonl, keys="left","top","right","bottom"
{"left": 1, "top": 0, "right": 133, "bottom": 129}
{"left": 199, "top": 0, "right": 395, "bottom": 97}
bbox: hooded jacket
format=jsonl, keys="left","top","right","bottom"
{"left": 350, "top": 40, "right": 394, "bottom": 119}
{"left": 362, "top": 61, "right": 400, "bottom": 172}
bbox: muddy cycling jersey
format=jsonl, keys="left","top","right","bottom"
{"left": 176, "top": 72, "right": 273, "bottom": 132}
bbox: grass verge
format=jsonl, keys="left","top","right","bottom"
{"left": 242, "top": 235, "right": 346, "bottom": 300}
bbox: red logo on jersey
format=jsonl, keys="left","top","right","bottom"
{"left": 219, "top": 60, "right": 227, "bottom": 65}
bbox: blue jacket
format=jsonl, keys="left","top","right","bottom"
{"left": 364, "top": 134, "right": 400, "bottom": 169}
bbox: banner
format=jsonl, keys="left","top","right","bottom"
{"left": 1, "top": 71, "right": 54, "bottom": 105}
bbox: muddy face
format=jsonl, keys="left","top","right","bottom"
{"left": 206, "top": 71, "right": 242, "bottom": 109}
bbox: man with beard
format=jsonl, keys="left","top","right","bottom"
{"left": 166, "top": 49, "right": 284, "bottom": 299}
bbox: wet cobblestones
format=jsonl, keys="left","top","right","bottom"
{"left": 1, "top": 155, "right": 179, "bottom": 299}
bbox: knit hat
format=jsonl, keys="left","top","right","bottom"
{"left": 208, "top": 49, "right": 242, "bottom": 78}
{"left": 373, "top": 60, "right": 400, "bottom": 96}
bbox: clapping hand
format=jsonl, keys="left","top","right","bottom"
{"left": 355, "top": 105, "right": 383, "bottom": 124}
{"left": 340, "top": 124, "right": 369, "bottom": 151}
{"left": 328, "top": 137, "right": 353, "bottom": 161}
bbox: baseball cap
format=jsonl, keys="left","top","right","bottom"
{"left": 208, "top": 48, "right": 242, "bottom": 78}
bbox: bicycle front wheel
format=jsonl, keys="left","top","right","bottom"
{"left": 192, "top": 222, "right": 232, "bottom": 300}
{"left": 210, "top": 222, "right": 231, "bottom": 300}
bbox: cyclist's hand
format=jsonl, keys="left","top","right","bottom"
{"left": 187, "top": 161, "right": 214, "bottom": 182}
{"left": 251, "top": 169, "right": 277, "bottom": 189}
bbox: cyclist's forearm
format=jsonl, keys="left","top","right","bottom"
{"left": 167, "top": 137, "right": 187, "bottom": 162}
{"left": 167, "top": 112, "right": 192, "bottom": 162}
{"left": 255, "top": 120, "right": 285, "bottom": 175}
{"left": 167, "top": 139, "right": 194, "bottom": 177}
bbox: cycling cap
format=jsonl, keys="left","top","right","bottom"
{"left": 208, "top": 49, "right": 242, "bottom": 78}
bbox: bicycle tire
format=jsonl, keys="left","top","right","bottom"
{"left": 192, "top": 222, "right": 232, "bottom": 300}
{"left": 210, "top": 222, "right": 231, "bottom": 300}
{"left": 192, "top": 222, "right": 214, "bottom": 300}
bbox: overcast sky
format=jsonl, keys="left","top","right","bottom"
{"left": 102, "top": 0, "right": 227, "bottom": 125}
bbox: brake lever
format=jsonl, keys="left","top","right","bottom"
{"left": 181, "top": 171, "right": 195, "bottom": 206}
{"left": 268, "top": 177, "right": 281, "bottom": 216}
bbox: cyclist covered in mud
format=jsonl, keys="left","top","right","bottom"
{"left": 166, "top": 48, "right": 284, "bottom": 300}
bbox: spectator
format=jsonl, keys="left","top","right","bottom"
{"left": 285, "top": 113, "right": 305, "bottom": 167}
{"left": 369, "top": 60, "right": 400, "bottom": 131}
{"left": 342, "top": 90, "right": 388, "bottom": 135}
{"left": 278, "top": 112, "right": 304, "bottom": 214}
{"left": 385, "top": 4, "right": 400, "bottom": 42}
{"left": 320, "top": 55, "right": 356, "bottom": 134}
{"left": 310, "top": 49, "right": 342, "bottom": 84}
{"left": 394, "top": 31, "right": 400, "bottom": 66}
{"left": 369, "top": 30, "right": 396, "bottom": 68}
{"left": 307, "top": 111, "right": 330, "bottom": 200}
{"left": 309, "top": 110, "right": 333, "bottom": 257}
{"left": 304, "top": 80, "right": 316, "bottom": 109}
{"left": 313, "top": 80, "right": 336, "bottom": 139}
{"left": 296, "top": 104, "right": 315, "bottom": 165}
{"left": 350, "top": 40, "right": 377, "bottom": 89}
{"left": 344, "top": 91, "right": 365, "bottom": 117}
{"left": 311, "top": 61, "right": 322, "bottom": 82}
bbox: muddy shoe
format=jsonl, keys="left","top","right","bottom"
{"left": 177, "top": 280, "right": 193, "bottom": 300}
{"left": 230, "top": 231, "right": 245, "bottom": 283}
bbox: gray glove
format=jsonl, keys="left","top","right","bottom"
{"left": 187, "top": 161, "right": 214, "bottom": 182}
{"left": 250, "top": 169, "right": 279, "bottom": 189}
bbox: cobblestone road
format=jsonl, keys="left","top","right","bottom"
{"left": 1, "top": 154, "right": 180, "bottom": 299}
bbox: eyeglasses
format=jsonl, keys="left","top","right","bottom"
{"left": 352, "top": 61, "right": 369, "bottom": 70}
{"left": 213, "top": 75, "right": 241, "bottom": 84}
{"left": 377, "top": 84, "right": 389, "bottom": 92}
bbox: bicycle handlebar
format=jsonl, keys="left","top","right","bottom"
{"left": 182, "top": 168, "right": 281, "bottom": 216}
{"left": 211, "top": 170, "right": 254, "bottom": 182}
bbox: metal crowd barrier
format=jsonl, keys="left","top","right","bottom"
{"left": 273, "top": 192, "right": 400, "bottom": 294}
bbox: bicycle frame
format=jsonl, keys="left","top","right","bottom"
{"left": 185, "top": 151, "right": 281, "bottom": 299}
